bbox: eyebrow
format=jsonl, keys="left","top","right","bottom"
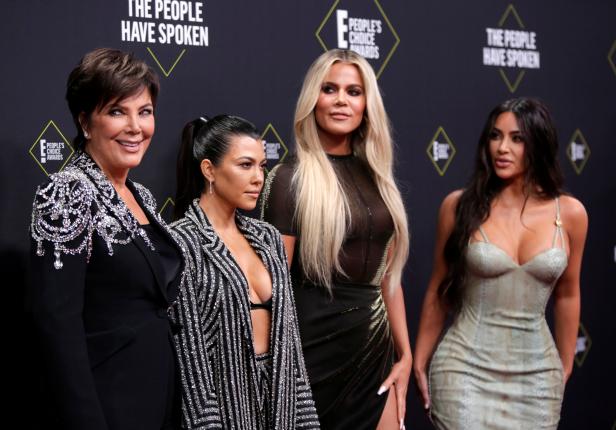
{"left": 322, "top": 81, "right": 364, "bottom": 88}
{"left": 108, "top": 101, "right": 153, "bottom": 109}
{"left": 236, "top": 156, "right": 268, "bottom": 164}
{"left": 492, "top": 126, "right": 521, "bottom": 133}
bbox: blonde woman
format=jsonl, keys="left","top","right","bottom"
{"left": 261, "top": 49, "right": 411, "bottom": 429}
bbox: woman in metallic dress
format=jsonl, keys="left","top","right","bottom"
{"left": 414, "top": 98, "right": 588, "bottom": 429}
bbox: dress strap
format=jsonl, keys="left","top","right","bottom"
{"left": 551, "top": 197, "right": 565, "bottom": 248}
{"left": 477, "top": 226, "right": 490, "bottom": 243}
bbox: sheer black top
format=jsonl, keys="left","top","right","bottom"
{"left": 262, "top": 153, "right": 394, "bottom": 286}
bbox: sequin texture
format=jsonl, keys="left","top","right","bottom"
{"left": 30, "top": 151, "right": 160, "bottom": 268}
{"left": 170, "top": 200, "right": 320, "bottom": 429}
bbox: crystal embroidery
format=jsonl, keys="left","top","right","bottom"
{"left": 31, "top": 151, "right": 160, "bottom": 269}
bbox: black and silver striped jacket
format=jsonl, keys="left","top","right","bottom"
{"left": 170, "top": 200, "right": 320, "bottom": 429}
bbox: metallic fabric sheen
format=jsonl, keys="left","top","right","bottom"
{"left": 429, "top": 203, "right": 567, "bottom": 430}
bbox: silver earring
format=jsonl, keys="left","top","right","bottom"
{"left": 83, "top": 130, "right": 90, "bottom": 139}
{"left": 209, "top": 180, "right": 213, "bottom": 194}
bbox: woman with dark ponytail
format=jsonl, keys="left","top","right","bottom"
{"left": 413, "top": 98, "right": 588, "bottom": 429}
{"left": 170, "top": 115, "right": 319, "bottom": 429}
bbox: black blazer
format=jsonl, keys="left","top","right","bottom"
{"left": 29, "top": 152, "right": 182, "bottom": 430}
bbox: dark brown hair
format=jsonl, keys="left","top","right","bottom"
{"left": 65, "top": 48, "right": 160, "bottom": 150}
{"left": 439, "top": 97, "right": 564, "bottom": 311}
{"left": 174, "top": 115, "right": 260, "bottom": 220}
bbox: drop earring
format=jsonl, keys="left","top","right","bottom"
{"left": 209, "top": 180, "right": 213, "bottom": 194}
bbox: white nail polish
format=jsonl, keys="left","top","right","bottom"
{"left": 377, "top": 385, "right": 387, "bottom": 395}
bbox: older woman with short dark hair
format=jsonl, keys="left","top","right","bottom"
{"left": 29, "top": 48, "right": 182, "bottom": 430}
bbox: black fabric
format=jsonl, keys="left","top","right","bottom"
{"left": 294, "top": 281, "right": 394, "bottom": 430}
{"left": 250, "top": 296, "right": 273, "bottom": 311}
{"left": 29, "top": 174, "right": 182, "bottom": 430}
{"left": 263, "top": 153, "right": 395, "bottom": 429}
{"left": 141, "top": 223, "right": 182, "bottom": 302}
{"left": 264, "top": 154, "right": 394, "bottom": 285}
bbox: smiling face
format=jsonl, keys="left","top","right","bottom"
{"left": 205, "top": 134, "right": 266, "bottom": 211}
{"left": 82, "top": 88, "right": 154, "bottom": 178}
{"left": 489, "top": 111, "right": 526, "bottom": 182}
{"left": 314, "top": 62, "right": 366, "bottom": 149}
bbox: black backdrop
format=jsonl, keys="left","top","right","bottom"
{"left": 2, "top": 1, "right": 615, "bottom": 428}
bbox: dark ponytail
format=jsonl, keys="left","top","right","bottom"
{"left": 174, "top": 115, "right": 260, "bottom": 219}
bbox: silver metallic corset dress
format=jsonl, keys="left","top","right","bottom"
{"left": 429, "top": 199, "right": 568, "bottom": 430}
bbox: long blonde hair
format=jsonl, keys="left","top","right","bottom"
{"left": 293, "top": 49, "right": 409, "bottom": 293}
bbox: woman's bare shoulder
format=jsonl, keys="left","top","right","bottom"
{"left": 559, "top": 194, "right": 588, "bottom": 224}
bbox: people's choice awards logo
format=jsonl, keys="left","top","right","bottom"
{"left": 316, "top": 0, "right": 400, "bottom": 78}
{"left": 566, "top": 129, "right": 590, "bottom": 175}
{"left": 574, "top": 322, "right": 592, "bottom": 367}
{"left": 260, "top": 124, "right": 288, "bottom": 172}
{"left": 159, "top": 197, "right": 175, "bottom": 223}
{"left": 425, "top": 126, "right": 456, "bottom": 176}
{"left": 121, "top": 0, "right": 210, "bottom": 76}
{"left": 29, "top": 120, "right": 74, "bottom": 176}
{"left": 608, "top": 40, "right": 616, "bottom": 77}
{"left": 482, "top": 4, "right": 540, "bottom": 93}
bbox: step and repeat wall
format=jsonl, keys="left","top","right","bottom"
{"left": 2, "top": 1, "right": 614, "bottom": 428}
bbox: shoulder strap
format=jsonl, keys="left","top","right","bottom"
{"left": 477, "top": 226, "right": 490, "bottom": 243}
{"left": 551, "top": 197, "right": 565, "bottom": 248}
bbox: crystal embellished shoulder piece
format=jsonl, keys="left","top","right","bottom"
{"left": 132, "top": 182, "right": 158, "bottom": 215}
{"left": 30, "top": 151, "right": 155, "bottom": 270}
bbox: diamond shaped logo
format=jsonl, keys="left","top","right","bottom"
{"left": 426, "top": 126, "right": 456, "bottom": 176}
{"left": 498, "top": 4, "right": 526, "bottom": 93}
{"left": 482, "top": 4, "right": 540, "bottom": 93}
{"left": 608, "top": 40, "right": 616, "bottom": 77}
{"left": 147, "top": 47, "right": 186, "bottom": 77}
{"left": 315, "top": 0, "right": 400, "bottom": 79}
{"left": 574, "top": 322, "right": 592, "bottom": 367}
{"left": 260, "top": 123, "right": 288, "bottom": 172}
{"left": 566, "top": 129, "right": 590, "bottom": 175}
{"left": 159, "top": 197, "right": 175, "bottom": 223}
{"left": 29, "top": 120, "right": 74, "bottom": 177}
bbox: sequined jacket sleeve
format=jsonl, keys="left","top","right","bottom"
{"left": 266, "top": 222, "right": 321, "bottom": 428}
{"left": 29, "top": 171, "right": 109, "bottom": 430}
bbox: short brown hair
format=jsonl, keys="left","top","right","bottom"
{"left": 66, "top": 48, "right": 160, "bottom": 150}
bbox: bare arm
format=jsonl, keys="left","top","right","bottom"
{"left": 553, "top": 196, "right": 588, "bottom": 382}
{"left": 380, "top": 277, "right": 412, "bottom": 426}
{"left": 383, "top": 282, "right": 412, "bottom": 365}
{"left": 413, "top": 190, "right": 460, "bottom": 409}
{"left": 281, "top": 234, "right": 296, "bottom": 267}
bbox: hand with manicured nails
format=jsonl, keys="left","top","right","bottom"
{"left": 378, "top": 356, "right": 411, "bottom": 429}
